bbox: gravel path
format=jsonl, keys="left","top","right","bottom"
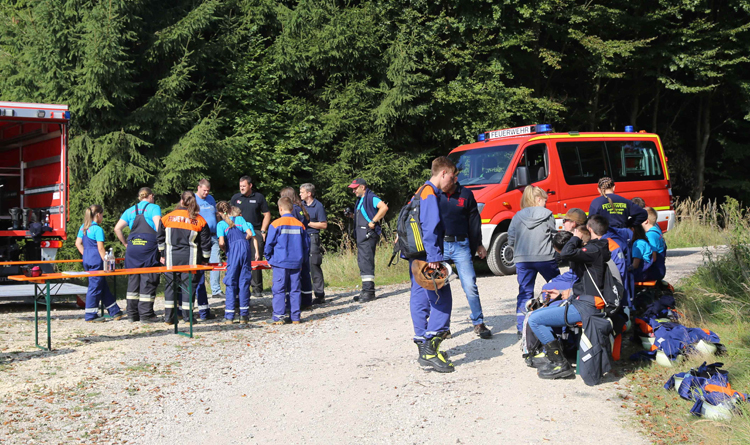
{"left": 0, "top": 247, "right": 723, "bottom": 444}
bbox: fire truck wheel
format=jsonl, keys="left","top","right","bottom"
{"left": 487, "top": 232, "right": 515, "bottom": 276}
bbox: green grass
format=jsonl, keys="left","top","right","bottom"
{"left": 664, "top": 197, "right": 734, "bottom": 248}
{"left": 630, "top": 198, "right": 750, "bottom": 445}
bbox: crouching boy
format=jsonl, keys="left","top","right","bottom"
{"left": 265, "top": 197, "right": 310, "bottom": 324}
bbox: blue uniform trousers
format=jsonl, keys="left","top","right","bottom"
{"left": 515, "top": 260, "right": 560, "bottom": 332}
{"left": 222, "top": 229, "right": 253, "bottom": 320}
{"left": 194, "top": 273, "right": 213, "bottom": 319}
{"left": 273, "top": 267, "right": 302, "bottom": 322}
{"left": 82, "top": 234, "right": 121, "bottom": 321}
{"left": 409, "top": 259, "right": 452, "bottom": 341}
{"left": 287, "top": 260, "right": 313, "bottom": 311}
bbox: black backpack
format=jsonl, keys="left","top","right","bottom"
{"left": 388, "top": 185, "right": 427, "bottom": 266}
{"left": 585, "top": 260, "right": 625, "bottom": 316}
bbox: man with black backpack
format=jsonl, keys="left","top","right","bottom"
{"left": 404, "top": 156, "right": 457, "bottom": 373}
{"left": 526, "top": 215, "right": 616, "bottom": 381}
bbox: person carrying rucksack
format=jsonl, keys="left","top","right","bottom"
{"left": 406, "top": 157, "right": 457, "bottom": 373}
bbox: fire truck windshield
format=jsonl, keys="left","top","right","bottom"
{"left": 449, "top": 144, "right": 517, "bottom": 185}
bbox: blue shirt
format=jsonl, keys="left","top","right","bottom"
{"left": 119, "top": 201, "right": 162, "bottom": 231}
{"left": 216, "top": 216, "right": 255, "bottom": 238}
{"left": 646, "top": 226, "right": 666, "bottom": 255}
{"left": 356, "top": 195, "right": 382, "bottom": 222}
{"left": 632, "top": 239, "right": 653, "bottom": 263}
{"left": 302, "top": 198, "right": 327, "bottom": 235}
{"left": 77, "top": 222, "right": 105, "bottom": 242}
{"left": 196, "top": 194, "right": 218, "bottom": 234}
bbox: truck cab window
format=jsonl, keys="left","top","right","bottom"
{"left": 517, "top": 143, "right": 549, "bottom": 183}
{"left": 605, "top": 140, "right": 664, "bottom": 181}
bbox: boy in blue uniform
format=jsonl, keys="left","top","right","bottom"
{"left": 114, "top": 187, "right": 162, "bottom": 322}
{"left": 265, "top": 197, "right": 310, "bottom": 324}
{"left": 410, "top": 156, "right": 457, "bottom": 373}
{"left": 643, "top": 207, "right": 667, "bottom": 280}
{"left": 76, "top": 205, "right": 124, "bottom": 322}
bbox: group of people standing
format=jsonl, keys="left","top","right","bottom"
{"left": 76, "top": 177, "right": 329, "bottom": 324}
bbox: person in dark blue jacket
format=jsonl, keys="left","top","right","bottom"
{"left": 588, "top": 177, "right": 648, "bottom": 229}
{"left": 75, "top": 205, "right": 124, "bottom": 322}
{"left": 265, "top": 197, "right": 310, "bottom": 324}
{"left": 348, "top": 178, "right": 388, "bottom": 302}
{"left": 411, "top": 156, "right": 457, "bottom": 373}
{"left": 281, "top": 186, "right": 313, "bottom": 310}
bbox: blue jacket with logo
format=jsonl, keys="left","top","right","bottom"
{"left": 264, "top": 213, "right": 310, "bottom": 269}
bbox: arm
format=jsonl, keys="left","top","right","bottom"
{"left": 261, "top": 212, "right": 271, "bottom": 241}
{"left": 631, "top": 257, "right": 642, "bottom": 270}
{"left": 263, "top": 225, "right": 278, "bottom": 260}
{"left": 97, "top": 241, "right": 107, "bottom": 261}
{"left": 252, "top": 237, "right": 260, "bottom": 261}
{"left": 368, "top": 201, "right": 389, "bottom": 229}
{"left": 308, "top": 221, "right": 328, "bottom": 230}
{"left": 559, "top": 234, "right": 604, "bottom": 264}
{"left": 467, "top": 192, "right": 483, "bottom": 257}
{"left": 151, "top": 215, "right": 161, "bottom": 231}
{"left": 507, "top": 218, "right": 516, "bottom": 247}
{"left": 419, "top": 192, "right": 443, "bottom": 265}
{"left": 75, "top": 237, "right": 84, "bottom": 256}
{"left": 628, "top": 202, "right": 648, "bottom": 227}
{"left": 199, "top": 224, "right": 212, "bottom": 263}
{"left": 588, "top": 199, "right": 599, "bottom": 218}
{"left": 114, "top": 219, "right": 129, "bottom": 247}
{"left": 218, "top": 236, "right": 226, "bottom": 251}
{"left": 157, "top": 218, "right": 166, "bottom": 264}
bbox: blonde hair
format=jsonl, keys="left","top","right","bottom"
{"left": 520, "top": 185, "right": 548, "bottom": 209}
{"left": 230, "top": 206, "right": 242, "bottom": 217}
{"left": 597, "top": 177, "right": 615, "bottom": 206}
{"left": 645, "top": 207, "right": 658, "bottom": 225}
{"left": 137, "top": 187, "right": 153, "bottom": 201}
{"left": 216, "top": 201, "right": 234, "bottom": 229}
{"left": 278, "top": 197, "right": 293, "bottom": 212}
{"left": 83, "top": 204, "right": 103, "bottom": 234}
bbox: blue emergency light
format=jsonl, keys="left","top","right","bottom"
{"left": 537, "top": 124, "right": 552, "bottom": 133}
{"left": 625, "top": 125, "right": 634, "bottom": 132}
{"left": 477, "top": 133, "right": 486, "bottom": 142}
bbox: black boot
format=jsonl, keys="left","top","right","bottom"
{"left": 417, "top": 336, "right": 455, "bottom": 373}
{"left": 537, "top": 340, "right": 574, "bottom": 379}
{"left": 524, "top": 349, "right": 551, "bottom": 369}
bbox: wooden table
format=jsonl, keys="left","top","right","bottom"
{"left": 8, "top": 264, "right": 215, "bottom": 350}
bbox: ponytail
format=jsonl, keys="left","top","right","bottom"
{"left": 216, "top": 201, "right": 235, "bottom": 230}
{"left": 181, "top": 191, "right": 199, "bottom": 219}
{"left": 598, "top": 177, "right": 615, "bottom": 205}
{"left": 83, "top": 204, "right": 103, "bottom": 234}
{"left": 280, "top": 186, "right": 309, "bottom": 220}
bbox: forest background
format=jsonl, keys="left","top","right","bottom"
{"left": 1, "top": 0, "right": 749, "bottom": 253}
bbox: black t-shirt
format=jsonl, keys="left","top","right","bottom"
{"left": 230, "top": 191, "right": 270, "bottom": 229}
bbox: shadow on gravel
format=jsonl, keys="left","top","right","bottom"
{"left": 446, "top": 314, "right": 517, "bottom": 366}
{"left": 665, "top": 248, "right": 703, "bottom": 258}
{"left": 0, "top": 348, "right": 75, "bottom": 364}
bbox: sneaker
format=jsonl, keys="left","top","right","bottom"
{"left": 239, "top": 316, "right": 249, "bottom": 324}
{"left": 474, "top": 323, "right": 492, "bottom": 339}
{"left": 212, "top": 292, "right": 225, "bottom": 299}
{"left": 221, "top": 318, "right": 234, "bottom": 325}
{"left": 111, "top": 312, "right": 125, "bottom": 321}
{"left": 270, "top": 318, "right": 286, "bottom": 325}
{"left": 86, "top": 316, "right": 106, "bottom": 323}
{"left": 312, "top": 296, "right": 325, "bottom": 305}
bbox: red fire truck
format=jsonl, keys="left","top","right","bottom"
{"left": 0, "top": 101, "right": 70, "bottom": 280}
{"left": 448, "top": 124, "right": 675, "bottom": 276}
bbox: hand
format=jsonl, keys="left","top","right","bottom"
{"left": 476, "top": 245, "right": 487, "bottom": 259}
{"left": 427, "top": 262, "right": 440, "bottom": 270}
{"left": 121, "top": 241, "right": 128, "bottom": 248}
{"left": 544, "top": 289, "right": 561, "bottom": 300}
{"left": 561, "top": 289, "right": 572, "bottom": 300}
{"left": 368, "top": 221, "right": 376, "bottom": 230}
{"left": 254, "top": 253, "right": 260, "bottom": 261}
{"left": 160, "top": 257, "right": 165, "bottom": 265}
{"left": 262, "top": 232, "right": 267, "bottom": 242}
{"left": 573, "top": 227, "right": 583, "bottom": 239}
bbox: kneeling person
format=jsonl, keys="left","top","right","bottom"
{"left": 265, "top": 198, "right": 309, "bottom": 324}
{"left": 410, "top": 157, "right": 456, "bottom": 373}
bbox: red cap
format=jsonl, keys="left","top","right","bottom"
{"left": 348, "top": 178, "right": 367, "bottom": 188}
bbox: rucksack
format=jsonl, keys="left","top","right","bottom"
{"left": 388, "top": 185, "right": 427, "bottom": 266}
{"left": 585, "top": 259, "right": 625, "bottom": 316}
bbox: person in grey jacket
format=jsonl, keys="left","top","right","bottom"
{"left": 508, "top": 185, "right": 560, "bottom": 334}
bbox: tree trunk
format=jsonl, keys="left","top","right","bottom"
{"left": 589, "top": 76, "right": 601, "bottom": 131}
{"left": 630, "top": 94, "right": 639, "bottom": 127}
{"left": 693, "top": 94, "right": 711, "bottom": 200}
{"left": 652, "top": 69, "right": 660, "bottom": 133}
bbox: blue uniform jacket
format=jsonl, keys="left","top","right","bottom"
{"left": 439, "top": 182, "right": 482, "bottom": 254}
{"left": 264, "top": 213, "right": 310, "bottom": 269}
{"left": 418, "top": 181, "right": 445, "bottom": 263}
{"left": 589, "top": 194, "right": 648, "bottom": 228}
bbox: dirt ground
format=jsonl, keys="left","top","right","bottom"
{"left": 0, "top": 247, "right": 720, "bottom": 444}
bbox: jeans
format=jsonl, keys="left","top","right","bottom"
{"left": 209, "top": 235, "right": 222, "bottom": 295}
{"left": 515, "top": 260, "right": 560, "bottom": 332}
{"left": 527, "top": 303, "right": 582, "bottom": 345}
{"left": 442, "top": 239, "right": 484, "bottom": 325}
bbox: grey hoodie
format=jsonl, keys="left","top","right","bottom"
{"left": 507, "top": 206, "right": 556, "bottom": 263}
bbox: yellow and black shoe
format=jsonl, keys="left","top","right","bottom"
{"left": 537, "top": 340, "right": 574, "bottom": 379}
{"left": 524, "top": 350, "right": 551, "bottom": 368}
{"left": 417, "top": 337, "right": 455, "bottom": 373}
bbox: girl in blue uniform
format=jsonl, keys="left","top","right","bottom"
{"left": 280, "top": 187, "right": 313, "bottom": 309}
{"left": 216, "top": 201, "right": 258, "bottom": 324}
{"left": 74, "top": 205, "right": 124, "bottom": 322}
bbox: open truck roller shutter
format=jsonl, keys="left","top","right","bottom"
{"left": 448, "top": 124, "right": 675, "bottom": 276}
{"left": 1, "top": 101, "right": 70, "bottom": 283}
